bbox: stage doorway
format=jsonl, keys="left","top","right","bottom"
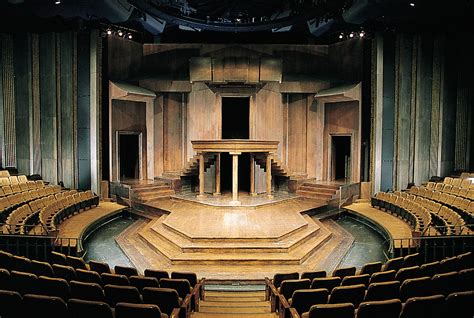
{"left": 331, "top": 135, "right": 351, "bottom": 181}
{"left": 221, "top": 97, "right": 250, "bottom": 192}
{"left": 117, "top": 132, "right": 142, "bottom": 181}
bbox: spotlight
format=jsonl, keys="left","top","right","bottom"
{"left": 349, "top": 32, "right": 354, "bottom": 38}
{"left": 409, "top": 2, "right": 415, "bottom": 6}
{"left": 339, "top": 33, "right": 343, "bottom": 39}
{"left": 359, "top": 31, "right": 365, "bottom": 37}
{"left": 128, "top": 34, "right": 132, "bottom": 39}
{"left": 118, "top": 30, "right": 123, "bottom": 36}
{"left": 106, "top": 29, "right": 112, "bottom": 35}
{"left": 54, "top": 0, "right": 61, "bottom": 4}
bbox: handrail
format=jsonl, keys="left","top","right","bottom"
{"left": 265, "top": 277, "right": 300, "bottom": 318}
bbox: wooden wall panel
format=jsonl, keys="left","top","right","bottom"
{"left": 154, "top": 95, "right": 164, "bottom": 177}
{"left": 39, "top": 33, "right": 58, "bottom": 185}
{"left": 59, "top": 32, "right": 76, "bottom": 188}
{"left": 324, "top": 101, "right": 360, "bottom": 181}
{"left": 307, "top": 97, "right": 324, "bottom": 179}
{"left": 187, "top": 83, "right": 220, "bottom": 161}
{"left": 413, "top": 35, "right": 433, "bottom": 185}
{"left": 107, "top": 37, "right": 143, "bottom": 81}
{"left": 394, "top": 34, "right": 413, "bottom": 190}
{"left": 253, "top": 83, "right": 284, "bottom": 159}
{"left": 164, "top": 93, "right": 184, "bottom": 172}
{"left": 287, "top": 94, "right": 307, "bottom": 174}
{"left": 110, "top": 100, "right": 147, "bottom": 181}
{"left": 13, "top": 33, "right": 32, "bottom": 174}
{"left": 1, "top": 34, "right": 16, "bottom": 168}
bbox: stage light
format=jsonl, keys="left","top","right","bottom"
{"left": 349, "top": 32, "right": 354, "bottom": 38}
{"left": 106, "top": 29, "right": 112, "bottom": 35}
{"left": 409, "top": 2, "right": 415, "bottom": 6}
{"left": 128, "top": 34, "right": 132, "bottom": 39}
{"left": 359, "top": 31, "right": 365, "bottom": 37}
{"left": 54, "top": 0, "right": 61, "bottom": 4}
{"left": 339, "top": 33, "right": 343, "bottom": 39}
{"left": 118, "top": 30, "right": 123, "bottom": 36}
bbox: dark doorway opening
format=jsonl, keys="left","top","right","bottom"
{"left": 332, "top": 136, "right": 351, "bottom": 180}
{"left": 222, "top": 97, "right": 249, "bottom": 139}
{"left": 220, "top": 153, "right": 250, "bottom": 192}
{"left": 221, "top": 97, "right": 250, "bottom": 192}
{"left": 119, "top": 134, "right": 140, "bottom": 180}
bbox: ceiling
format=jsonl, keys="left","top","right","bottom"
{"left": 1, "top": 0, "right": 472, "bottom": 43}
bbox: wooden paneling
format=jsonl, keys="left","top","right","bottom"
{"left": 1, "top": 34, "right": 16, "bottom": 168}
{"left": 190, "top": 57, "right": 212, "bottom": 82}
{"left": 287, "top": 94, "right": 307, "bottom": 174}
{"left": 111, "top": 99, "right": 147, "bottom": 181}
{"left": 186, "top": 83, "right": 220, "bottom": 160}
{"left": 260, "top": 58, "right": 282, "bottom": 82}
{"left": 253, "top": 83, "right": 284, "bottom": 158}
{"left": 107, "top": 36, "right": 143, "bottom": 81}
{"left": 164, "top": 93, "right": 184, "bottom": 172}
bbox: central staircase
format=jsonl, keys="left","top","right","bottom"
{"left": 129, "top": 181, "right": 175, "bottom": 203}
{"left": 192, "top": 284, "right": 277, "bottom": 318}
{"left": 296, "top": 182, "right": 340, "bottom": 202}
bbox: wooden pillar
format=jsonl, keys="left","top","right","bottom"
{"left": 214, "top": 153, "right": 221, "bottom": 196}
{"left": 266, "top": 153, "right": 273, "bottom": 198}
{"left": 198, "top": 152, "right": 205, "bottom": 198}
{"left": 230, "top": 152, "right": 240, "bottom": 205}
{"left": 250, "top": 154, "right": 256, "bottom": 196}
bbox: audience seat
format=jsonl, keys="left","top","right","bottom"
{"left": 301, "top": 270, "right": 326, "bottom": 281}
{"left": 358, "top": 262, "right": 382, "bottom": 276}
{"left": 159, "top": 278, "right": 191, "bottom": 299}
{"left": 68, "top": 298, "right": 114, "bottom": 318}
{"left": 67, "top": 255, "right": 88, "bottom": 270}
{"left": 31, "top": 260, "right": 54, "bottom": 277}
{"left": 69, "top": 280, "right": 105, "bottom": 302}
{"left": 444, "top": 290, "right": 474, "bottom": 318}
{"left": 129, "top": 275, "right": 159, "bottom": 292}
{"left": 38, "top": 276, "right": 70, "bottom": 300}
{"left": 0, "top": 289, "right": 22, "bottom": 318}
{"left": 171, "top": 271, "right": 198, "bottom": 288}
{"left": 88, "top": 260, "right": 111, "bottom": 275}
{"left": 457, "top": 268, "right": 474, "bottom": 292}
{"left": 52, "top": 264, "right": 77, "bottom": 282}
{"left": 76, "top": 268, "right": 102, "bottom": 285}
{"left": 368, "top": 270, "right": 395, "bottom": 284}
{"left": 341, "top": 274, "right": 370, "bottom": 287}
{"left": 22, "top": 294, "right": 68, "bottom": 318}
{"left": 302, "top": 302, "right": 354, "bottom": 318}
{"left": 0, "top": 250, "right": 13, "bottom": 270}
{"left": 399, "top": 294, "right": 444, "bottom": 318}
{"left": 272, "top": 272, "right": 299, "bottom": 288}
{"left": 142, "top": 287, "right": 181, "bottom": 317}
{"left": 115, "top": 302, "right": 168, "bottom": 318}
{"left": 50, "top": 251, "right": 68, "bottom": 266}
{"left": 101, "top": 273, "right": 130, "bottom": 286}
{"left": 12, "top": 255, "right": 32, "bottom": 273}
{"left": 114, "top": 265, "right": 138, "bottom": 278}
{"left": 382, "top": 257, "right": 404, "bottom": 272}
{"left": 395, "top": 266, "right": 421, "bottom": 283}
{"left": 363, "top": 280, "right": 400, "bottom": 302}
{"left": 332, "top": 266, "right": 356, "bottom": 280}
{"left": 290, "top": 288, "right": 329, "bottom": 316}
{"left": 431, "top": 271, "right": 458, "bottom": 296}
{"left": 0, "top": 268, "right": 11, "bottom": 291}
{"left": 402, "top": 253, "right": 420, "bottom": 267}
{"left": 144, "top": 269, "right": 169, "bottom": 282}
{"left": 10, "top": 270, "right": 38, "bottom": 295}
{"left": 419, "top": 261, "right": 439, "bottom": 277}
{"left": 328, "top": 284, "right": 365, "bottom": 307}
{"left": 399, "top": 277, "right": 433, "bottom": 302}
{"left": 356, "top": 299, "right": 401, "bottom": 318}
{"left": 104, "top": 284, "right": 142, "bottom": 307}
{"left": 279, "top": 278, "right": 311, "bottom": 301}
{"left": 311, "top": 277, "right": 341, "bottom": 293}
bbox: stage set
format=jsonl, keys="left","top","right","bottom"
{"left": 108, "top": 41, "right": 365, "bottom": 279}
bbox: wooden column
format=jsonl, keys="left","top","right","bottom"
{"left": 266, "top": 153, "right": 273, "bottom": 198}
{"left": 198, "top": 152, "right": 205, "bottom": 198}
{"left": 230, "top": 152, "right": 240, "bottom": 205}
{"left": 214, "top": 153, "right": 221, "bottom": 196}
{"left": 250, "top": 154, "right": 256, "bottom": 196}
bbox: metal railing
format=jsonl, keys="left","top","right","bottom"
{"left": 383, "top": 233, "right": 474, "bottom": 263}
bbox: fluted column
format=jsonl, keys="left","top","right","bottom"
{"left": 266, "top": 153, "right": 273, "bottom": 198}
{"left": 250, "top": 154, "right": 256, "bottom": 196}
{"left": 214, "top": 153, "right": 221, "bottom": 196}
{"left": 230, "top": 152, "right": 240, "bottom": 205}
{"left": 198, "top": 152, "right": 205, "bottom": 198}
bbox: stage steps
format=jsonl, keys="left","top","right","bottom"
{"left": 192, "top": 287, "right": 277, "bottom": 318}
{"left": 296, "top": 182, "right": 340, "bottom": 201}
{"left": 130, "top": 181, "right": 175, "bottom": 203}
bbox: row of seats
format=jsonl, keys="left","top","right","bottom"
{"left": 0, "top": 250, "right": 202, "bottom": 317}
{"left": 0, "top": 178, "right": 47, "bottom": 197}
{"left": 290, "top": 291, "right": 474, "bottom": 318}
{"left": 372, "top": 191, "right": 472, "bottom": 235}
{"left": 0, "top": 184, "right": 61, "bottom": 223}
{"left": 0, "top": 170, "right": 10, "bottom": 178}
{"left": 269, "top": 252, "right": 473, "bottom": 318}
{"left": 0, "top": 290, "right": 176, "bottom": 318}
{"left": 440, "top": 176, "right": 473, "bottom": 188}
{"left": 0, "top": 174, "right": 29, "bottom": 186}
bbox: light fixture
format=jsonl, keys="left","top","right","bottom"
{"left": 359, "top": 31, "right": 365, "bottom": 37}
{"left": 118, "top": 30, "right": 123, "bottom": 36}
{"left": 409, "top": 2, "right": 415, "bottom": 7}
{"left": 339, "top": 33, "right": 343, "bottom": 39}
{"left": 106, "top": 29, "right": 112, "bottom": 35}
{"left": 128, "top": 34, "right": 132, "bottom": 39}
{"left": 54, "top": 0, "right": 61, "bottom": 4}
{"left": 349, "top": 32, "right": 354, "bottom": 38}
